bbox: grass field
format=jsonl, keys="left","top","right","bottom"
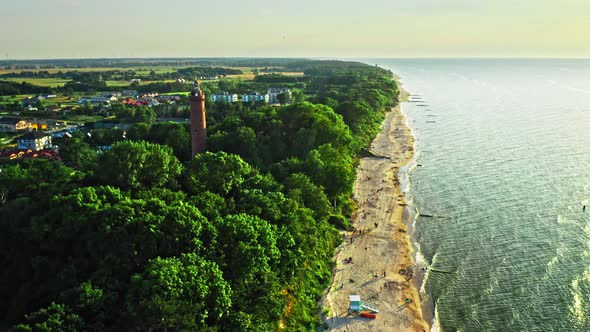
{"left": 1, "top": 94, "right": 34, "bottom": 102}
{"left": 0, "top": 66, "right": 304, "bottom": 84}
{"left": 65, "top": 115, "right": 106, "bottom": 123}
{"left": 105, "top": 79, "right": 177, "bottom": 87}
{"left": 105, "top": 80, "right": 131, "bottom": 87}
{"left": 281, "top": 71, "right": 305, "bottom": 76}
{"left": 0, "top": 76, "right": 180, "bottom": 89}
{"left": 161, "top": 92, "right": 190, "bottom": 96}
{"left": 226, "top": 67, "right": 304, "bottom": 80}
{"left": 0, "top": 66, "right": 188, "bottom": 75}
{"left": 0, "top": 77, "right": 71, "bottom": 87}
{"left": 1, "top": 76, "right": 179, "bottom": 89}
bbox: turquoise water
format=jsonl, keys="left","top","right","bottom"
{"left": 369, "top": 59, "right": 590, "bottom": 331}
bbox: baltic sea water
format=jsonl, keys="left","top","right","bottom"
{"left": 365, "top": 59, "right": 590, "bottom": 331}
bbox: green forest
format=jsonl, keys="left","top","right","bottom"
{"left": 0, "top": 60, "right": 399, "bottom": 331}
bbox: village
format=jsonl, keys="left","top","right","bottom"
{"left": 17, "top": 86, "right": 292, "bottom": 112}
{"left": 0, "top": 75, "right": 293, "bottom": 159}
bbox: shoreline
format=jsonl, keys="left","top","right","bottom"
{"left": 400, "top": 108, "right": 437, "bottom": 331}
{"left": 321, "top": 79, "right": 429, "bottom": 331}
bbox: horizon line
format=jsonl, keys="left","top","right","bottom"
{"left": 2, "top": 56, "right": 590, "bottom": 62}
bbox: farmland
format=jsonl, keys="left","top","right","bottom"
{"left": 226, "top": 67, "right": 304, "bottom": 80}
{"left": 105, "top": 79, "right": 177, "bottom": 87}
{"left": 0, "top": 66, "right": 184, "bottom": 75}
{"left": 0, "top": 77, "right": 71, "bottom": 87}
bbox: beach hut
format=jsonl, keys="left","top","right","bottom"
{"left": 349, "top": 295, "right": 361, "bottom": 316}
{"left": 349, "top": 294, "right": 380, "bottom": 317}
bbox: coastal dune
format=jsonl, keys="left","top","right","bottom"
{"left": 322, "top": 86, "right": 428, "bottom": 331}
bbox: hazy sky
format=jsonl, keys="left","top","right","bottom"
{"left": 1, "top": 0, "right": 590, "bottom": 59}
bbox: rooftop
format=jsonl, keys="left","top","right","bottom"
{"left": 0, "top": 117, "right": 22, "bottom": 125}
{"left": 19, "top": 131, "right": 50, "bottom": 140}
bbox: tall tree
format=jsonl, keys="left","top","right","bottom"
{"left": 182, "top": 151, "right": 257, "bottom": 196}
{"left": 127, "top": 253, "right": 232, "bottom": 331}
{"left": 57, "top": 138, "right": 97, "bottom": 171}
{"left": 95, "top": 141, "right": 182, "bottom": 190}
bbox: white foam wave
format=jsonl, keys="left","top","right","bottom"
{"left": 569, "top": 268, "right": 590, "bottom": 326}
{"left": 430, "top": 303, "right": 442, "bottom": 332}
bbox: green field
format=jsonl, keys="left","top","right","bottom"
{"left": 0, "top": 77, "right": 71, "bottom": 87}
{"left": 65, "top": 115, "right": 108, "bottom": 123}
{"left": 1, "top": 94, "right": 34, "bottom": 102}
{"left": 226, "top": 67, "right": 304, "bottom": 80}
{"left": 161, "top": 92, "right": 190, "bottom": 96}
{"left": 105, "top": 80, "right": 131, "bottom": 87}
{"left": 0, "top": 66, "right": 301, "bottom": 90}
{"left": 0, "top": 66, "right": 187, "bottom": 75}
{"left": 106, "top": 79, "right": 177, "bottom": 87}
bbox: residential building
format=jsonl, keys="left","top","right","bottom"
{"left": 0, "top": 148, "right": 59, "bottom": 160}
{"left": 268, "top": 87, "right": 292, "bottom": 104}
{"left": 31, "top": 123, "right": 48, "bottom": 130}
{"left": 0, "top": 117, "right": 31, "bottom": 132}
{"left": 21, "top": 97, "right": 42, "bottom": 107}
{"left": 139, "top": 92, "right": 159, "bottom": 98}
{"left": 78, "top": 96, "right": 115, "bottom": 104}
{"left": 45, "top": 105, "right": 61, "bottom": 112}
{"left": 101, "top": 92, "right": 121, "bottom": 98}
{"left": 136, "top": 98, "right": 160, "bottom": 107}
{"left": 121, "top": 97, "right": 136, "bottom": 105}
{"left": 211, "top": 92, "right": 238, "bottom": 103}
{"left": 121, "top": 90, "right": 138, "bottom": 97}
{"left": 243, "top": 92, "right": 270, "bottom": 103}
{"left": 17, "top": 131, "right": 53, "bottom": 151}
{"left": 156, "top": 95, "right": 181, "bottom": 102}
{"left": 100, "top": 94, "right": 119, "bottom": 102}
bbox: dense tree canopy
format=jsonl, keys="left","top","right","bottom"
{"left": 0, "top": 59, "right": 399, "bottom": 331}
{"left": 94, "top": 141, "right": 182, "bottom": 190}
{"left": 127, "top": 253, "right": 232, "bottom": 331}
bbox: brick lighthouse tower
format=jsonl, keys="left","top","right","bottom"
{"left": 189, "top": 82, "right": 206, "bottom": 157}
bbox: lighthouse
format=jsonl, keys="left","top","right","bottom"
{"left": 189, "top": 86, "right": 207, "bottom": 157}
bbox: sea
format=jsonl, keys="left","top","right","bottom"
{"left": 365, "top": 59, "right": 590, "bottom": 331}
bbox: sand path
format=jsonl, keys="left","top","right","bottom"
{"left": 321, "top": 89, "right": 429, "bottom": 332}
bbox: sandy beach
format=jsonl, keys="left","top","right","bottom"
{"left": 321, "top": 85, "right": 429, "bottom": 332}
